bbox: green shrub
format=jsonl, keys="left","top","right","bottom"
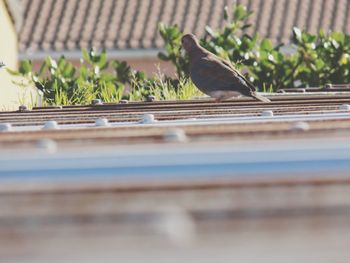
{"left": 9, "top": 50, "right": 124, "bottom": 105}
{"left": 291, "top": 28, "right": 350, "bottom": 87}
{"left": 8, "top": 50, "right": 137, "bottom": 105}
{"left": 8, "top": 49, "right": 201, "bottom": 106}
{"left": 158, "top": 3, "right": 350, "bottom": 90}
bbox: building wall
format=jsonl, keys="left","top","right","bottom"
{"left": 0, "top": 0, "right": 38, "bottom": 110}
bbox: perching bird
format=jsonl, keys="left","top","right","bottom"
{"left": 181, "top": 34, "right": 270, "bottom": 103}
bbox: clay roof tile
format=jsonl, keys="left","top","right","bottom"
{"left": 19, "top": 0, "right": 350, "bottom": 53}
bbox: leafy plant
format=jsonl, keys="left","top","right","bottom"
{"left": 128, "top": 71, "right": 203, "bottom": 101}
{"left": 8, "top": 48, "right": 202, "bottom": 106}
{"left": 291, "top": 28, "right": 350, "bottom": 87}
{"left": 158, "top": 23, "right": 189, "bottom": 78}
{"left": 158, "top": 3, "right": 350, "bottom": 91}
{"left": 8, "top": 49, "right": 128, "bottom": 106}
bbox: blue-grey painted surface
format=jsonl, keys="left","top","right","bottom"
{"left": 1, "top": 139, "right": 349, "bottom": 182}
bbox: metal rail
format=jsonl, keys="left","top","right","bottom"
{"left": 1, "top": 94, "right": 350, "bottom": 127}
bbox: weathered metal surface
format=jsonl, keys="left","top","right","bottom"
{"left": 1, "top": 93, "right": 350, "bottom": 262}
{"left": 1, "top": 179, "right": 350, "bottom": 262}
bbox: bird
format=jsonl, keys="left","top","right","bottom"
{"left": 181, "top": 34, "right": 270, "bottom": 103}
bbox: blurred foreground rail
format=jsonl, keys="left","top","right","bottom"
{"left": 1, "top": 93, "right": 350, "bottom": 262}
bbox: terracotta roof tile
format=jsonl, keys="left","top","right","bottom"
{"left": 4, "top": 0, "right": 22, "bottom": 32}
{"left": 19, "top": 0, "right": 350, "bottom": 54}
{"left": 279, "top": 0, "right": 298, "bottom": 43}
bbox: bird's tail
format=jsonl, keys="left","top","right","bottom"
{"left": 251, "top": 92, "right": 271, "bottom": 103}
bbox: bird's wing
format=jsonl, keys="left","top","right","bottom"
{"left": 213, "top": 54, "right": 257, "bottom": 92}
{"left": 191, "top": 55, "right": 255, "bottom": 94}
{"left": 232, "top": 68, "right": 257, "bottom": 92}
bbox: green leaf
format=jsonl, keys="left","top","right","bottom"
{"left": 315, "top": 59, "right": 325, "bottom": 69}
{"left": 19, "top": 60, "right": 32, "bottom": 75}
{"left": 260, "top": 38, "right": 273, "bottom": 51}
{"left": 205, "top": 26, "right": 217, "bottom": 37}
{"left": 63, "top": 63, "right": 75, "bottom": 78}
{"left": 45, "top": 57, "right": 57, "bottom": 70}
{"left": 223, "top": 6, "right": 229, "bottom": 20}
{"left": 58, "top": 56, "right": 67, "bottom": 70}
{"left": 158, "top": 23, "right": 167, "bottom": 39}
{"left": 293, "top": 27, "right": 302, "bottom": 43}
{"left": 38, "top": 60, "right": 48, "bottom": 75}
{"left": 82, "top": 49, "right": 90, "bottom": 63}
{"left": 330, "top": 31, "right": 344, "bottom": 43}
{"left": 97, "top": 49, "right": 108, "bottom": 69}
{"left": 233, "top": 4, "right": 247, "bottom": 22}
{"left": 331, "top": 39, "right": 340, "bottom": 49}
{"left": 79, "top": 65, "right": 89, "bottom": 79}
{"left": 6, "top": 67, "right": 20, "bottom": 76}
{"left": 319, "top": 28, "right": 326, "bottom": 39}
{"left": 339, "top": 53, "right": 349, "bottom": 65}
{"left": 135, "top": 71, "right": 146, "bottom": 81}
{"left": 302, "top": 32, "right": 317, "bottom": 43}
{"left": 99, "top": 72, "right": 116, "bottom": 82}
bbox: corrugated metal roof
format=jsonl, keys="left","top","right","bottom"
{"left": 2, "top": 92, "right": 350, "bottom": 261}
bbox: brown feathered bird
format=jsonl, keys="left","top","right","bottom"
{"left": 181, "top": 34, "right": 270, "bottom": 103}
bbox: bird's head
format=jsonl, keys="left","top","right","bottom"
{"left": 181, "top": 34, "right": 199, "bottom": 53}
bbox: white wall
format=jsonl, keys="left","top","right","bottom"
{"left": 0, "top": 0, "right": 38, "bottom": 110}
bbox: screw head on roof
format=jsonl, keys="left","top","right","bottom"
{"left": 260, "top": 110, "right": 274, "bottom": 117}
{"left": 43, "top": 120, "right": 59, "bottom": 130}
{"left": 95, "top": 117, "right": 110, "bottom": 127}
{"left": 119, "top": 99, "right": 129, "bottom": 104}
{"left": 163, "top": 128, "right": 188, "bottom": 143}
{"left": 339, "top": 104, "right": 350, "bottom": 111}
{"left": 0, "top": 123, "right": 12, "bottom": 132}
{"left": 91, "top": 99, "right": 103, "bottom": 105}
{"left": 145, "top": 95, "right": 156, "bottom": 102}
{"left": 36, "top": 139, "right": 57, "bottom": 154}
{"left": 290, "top": 121, "right": 310, "bottom": 131}
{"left": 139, "top": 113, "right": 156, "bottom": 124}
{"left": 18, "top": 105, "right": 28, "bottom": 112}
